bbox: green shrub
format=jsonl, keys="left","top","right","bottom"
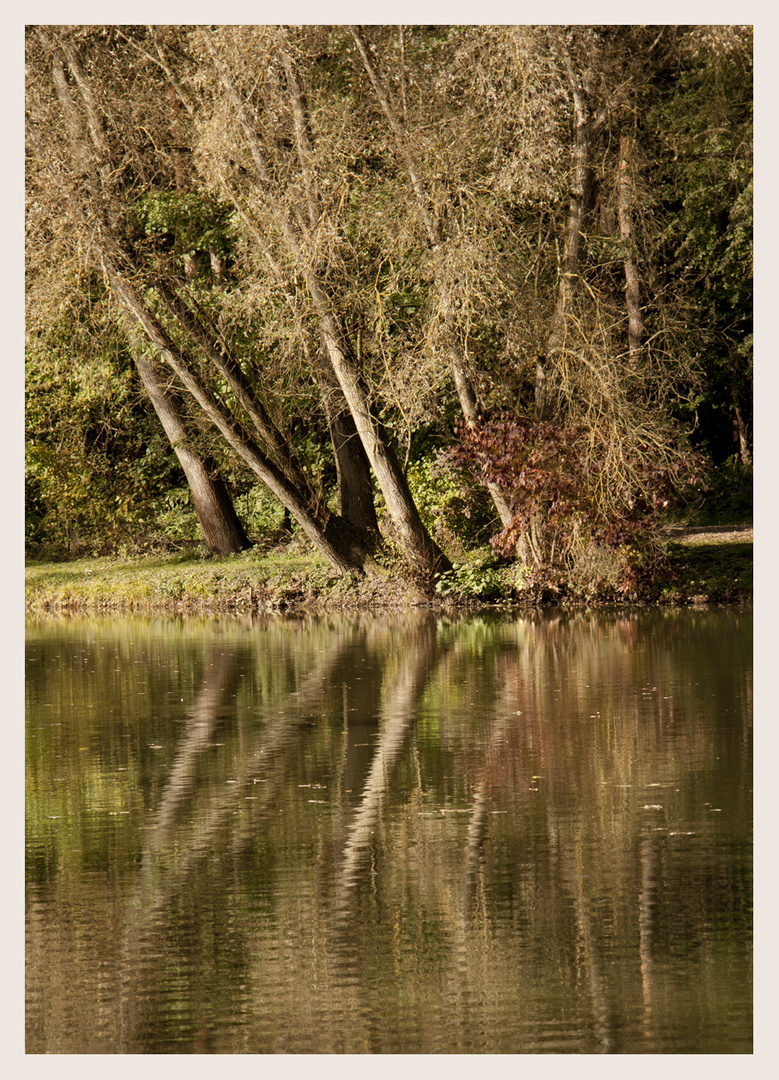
{"left": 435, "top": 556, "right": 510, "bottom": 600}
{"left": 406, "top": 455, "right": 495, "bottom": 552}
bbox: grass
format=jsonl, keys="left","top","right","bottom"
{"left": 26, "top": 527, "right": 753, "bottom": 614}
{"left": 25, "top": 542, "right": 346, "bottom": 614}
{"left": 24, "top": 536, "right": 435, "bottom": 615}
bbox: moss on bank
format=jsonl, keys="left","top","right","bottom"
{"left": 25, "top": 528, "right": 753, "bottom": 615}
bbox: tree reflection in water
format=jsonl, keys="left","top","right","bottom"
{"left": 25, "top": 610, "right": 752, "bottom": 1053}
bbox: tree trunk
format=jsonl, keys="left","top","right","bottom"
{"left": 538, "top": 36, "right": 603, "bottom": 420}
{"left": 307, "top": 275, "right": 450, "bottom": 580}
{"left": 151, "top": 277, "right": 318, "bottom": 505}
{"left": 131, "top": 341, "right": 252, "bottom": 555}
{"left": 105, "top": 258, "right": 369, "bottom": 576}
{"left": 617, "top": 135, "right": 644, "bottom": 364}
{"left": 732, "top": 389, "right": 751, "bottom": 466}
{"left": 445, "top": 322, "right": 515, "bottom": 529}
{"left": 315, "top": 349, "right": 379, "bottom": 539}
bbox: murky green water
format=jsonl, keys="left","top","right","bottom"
{"left": 25, "top": 609, "right": 752, "bottom": 1053}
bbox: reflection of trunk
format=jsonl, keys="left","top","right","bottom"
{"left": 134, "top": 628, "right": 357, "bottom": 906}
{"left": 548, "top": 816, "right": 612, "bottom": 1051}
{"left": 131, "top": 341, "right": 251, "bottom": 556}
{"left": 464, "top": 709, "right": 513, "bottom": 906}
{"left": 334, "top": 616, "right": 440, "bottom": 907}
{"left": 638, "top": 831, "right": 657, "bottom": 1037}
{"left": 147, "top": 646, "right": 245, "bottom": 847}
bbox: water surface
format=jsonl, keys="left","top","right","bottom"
{"left": 25, "top": 609, "right": 752, "bottom": 1053}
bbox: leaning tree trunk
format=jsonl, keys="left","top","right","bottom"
{"left": 444, "top": 316, "right": 515, "bottom": 529}
{"left": 130, "top": 339, "right": 252, "bottom": 555}
{"left": 105, "top": 257, "right": 370, "bottom": 576}
{"left": 308, "top": 276, "right": 450, "bottom": 581}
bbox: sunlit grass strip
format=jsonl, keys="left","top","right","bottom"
{"left": 25, "top": 547, "right": 341, "bottom": 614}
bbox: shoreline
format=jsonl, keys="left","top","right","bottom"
{"left": 25, "top": 529, "right": 753, "bottom": 617}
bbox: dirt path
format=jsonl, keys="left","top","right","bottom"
{"left": 671, "top": 524, "right": 753, "bottom": 546}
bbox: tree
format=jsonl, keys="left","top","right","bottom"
{"left": 26, "top": 26, "right": 380, "bottom": 577}
{"left": 645, "top": 26, "right": 753, "bottom": 466}
{"left": 27, "top": 28, "right": 253, "bottom": 557}
{"left": 346, "top": 25, "right": 514, "bottom": 530}
{"left": 124, "top": 322, "right": 251, "bottom": 555}
{"left": 468, "top": 27, "right": 711, "bottom": 579}
{"left": 196, "top": 26, "right": 449, "bottom": 581}
{"left": 26, "top": 25, "right": 751, "bottom": 589}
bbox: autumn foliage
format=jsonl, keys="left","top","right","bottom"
{"left": 449, "top": 413, "right": 703, "bottom": 594}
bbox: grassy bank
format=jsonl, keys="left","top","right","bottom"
{"left": 24, "top": 542, "right": 398, "bottom": 616}
{"left": 25, "top": 527, "right": 753, "bottom": 616}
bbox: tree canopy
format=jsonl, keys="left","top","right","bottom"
{"left": 25, "top": 25, "right": 753, "bottom": 598}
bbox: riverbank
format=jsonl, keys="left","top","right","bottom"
{"left": 25, "top": 526, "right": 753, "bottom": 615}
{"left": 24, "top": 540, "right": 429, "bottom": 616}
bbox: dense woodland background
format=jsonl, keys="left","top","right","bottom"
{"left": 25, "top": 25, "right": 753, "bottom": 600}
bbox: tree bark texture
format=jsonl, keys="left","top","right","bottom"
{"left": 308, "top": 278, "right": 449, "bottom": 578}
{"left": 315, "top": 350, "right": 379, "bottom": 539}
{"left": 538, "top": 37, "right": 602, "bottom": 420}
{"left": 732, "top": 390, "right": 751, "bottom": 466}
{"left": 617, "top": 135, "right": 644, "bottom": 363}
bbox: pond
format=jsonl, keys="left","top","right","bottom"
{"left": 25, "top": 609, "right": 752, "bottom": 1054}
